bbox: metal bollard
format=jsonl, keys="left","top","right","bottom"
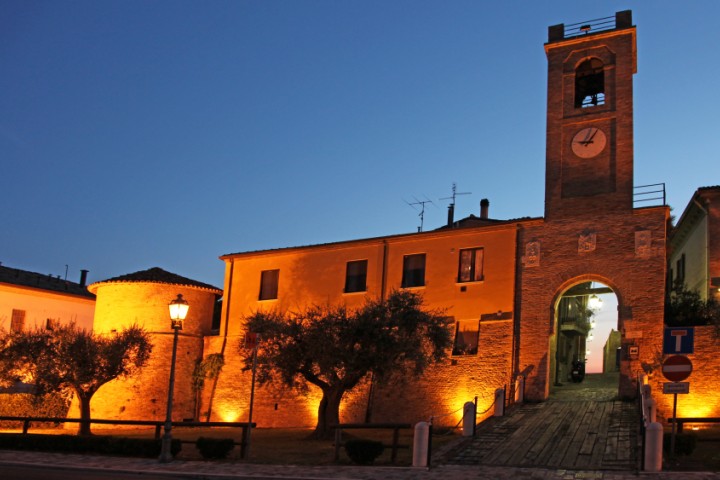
{"left": 514, "top": 376, "right": 524, "bottom": 403}
{"left": 463, "top": 402, "right": 476, "bottom": 437}
{"left": 413, "top": 421, "right": 430, "bottom": 467}
{"left": 494, "top": 388, "right": 505, "bottom": 417}
{"left": 644, "top": 422, "right": 663, "bottom": 472}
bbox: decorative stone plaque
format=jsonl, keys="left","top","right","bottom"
{"left": 523, "top": 241, "right": 540, "bottom": 267}
{"left": 578, "top": 232, "right": 596, "bottom": 253}
{"left": 635, "top": 230, "right": 652, "bottom": 257}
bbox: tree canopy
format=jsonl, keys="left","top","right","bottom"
{"left": 242, "top": 290, "right": 452, "bottom": 438}
{"left": 0, "top": 323, "right": 152, "bottom": 435}
{"left": 665, "top": 282, "right": 720, "bottom": 328}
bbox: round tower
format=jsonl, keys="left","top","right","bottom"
{"left": 85, "top": 267, "right": 222, "bottom": 423}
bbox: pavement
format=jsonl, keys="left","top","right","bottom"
{"left": 0, "top": 449, "right": 718, "bottom": 480}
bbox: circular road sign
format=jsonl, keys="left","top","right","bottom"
{"left": 662, "top": 355, "right": 693, "bottom": 382}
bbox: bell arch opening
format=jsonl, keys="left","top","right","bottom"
{"left": 575, "top": 57, "right": 605, "bottom": 108}
{"left": 549, "top": 280, "right": 620, "bottom": 399}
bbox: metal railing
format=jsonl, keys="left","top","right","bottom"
{"left": 563, "top": 15, "right": 617, "bottom": 38}
{"left": 634, "top": 183, "right": 666, "bottom": 207}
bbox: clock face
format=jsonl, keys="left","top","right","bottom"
{"left": 571, "top": 127, "right": 607, "bottom": 158}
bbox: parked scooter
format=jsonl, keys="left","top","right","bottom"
{"left": 571, "top": 359, "right": 586, "bottom": 383}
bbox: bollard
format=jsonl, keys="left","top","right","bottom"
{"left": 462, "top": 402, "right": 475, "bottom": 437}
{"left": 413, "top": 421, "right": 430, "bottom": 467}
{"left": 644, "top": 422, "right": 663, "bottom": 472}
{"left": 514, "top": 376, "right": 525, "bottom": 403}
{"left": 493, "top": 388, "right": 505, "bottom": 417}
{"left": 646, "top": 398, "right": 656, "bottom": 424}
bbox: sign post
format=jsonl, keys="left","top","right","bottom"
{"left": 662, "top": 355, "right": 693, "bottom": 457}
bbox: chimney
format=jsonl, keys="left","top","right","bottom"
{"left": 80, "top": 269, "right": 88, "bottom": 287}
{"left": 447, "top": 204, "right": 455, "bottom": 227}
{"left": 480, "top": 198, "right": 490, "bottom": 219}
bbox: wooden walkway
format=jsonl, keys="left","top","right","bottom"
{"left": 445, "top": 374, "right": 640, "bottom": 470}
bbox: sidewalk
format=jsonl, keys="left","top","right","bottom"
{"left": 0, "top": 450, "right": 718, "bottom": 480}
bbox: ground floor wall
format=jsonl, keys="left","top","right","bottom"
{"left": 198, "top": 318, "right": 514, "bottom": 429}
{"left": 651, "top": 325, "right": 720, "bottom": 422}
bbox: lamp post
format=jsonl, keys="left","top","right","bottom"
{"left": 159, "top": 294, "right": 189, "bottom": 463}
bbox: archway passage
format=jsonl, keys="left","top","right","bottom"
{"left": 549, "top": 281, "right": 620, "bottom": 401}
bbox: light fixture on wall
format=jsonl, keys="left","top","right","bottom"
{"left": 159, "top": 294, "right": 189, "bottom": 463}
{"left": 588, "top": 294, "right": 603, "bottom": 310}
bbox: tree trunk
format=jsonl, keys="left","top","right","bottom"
{"left": 311, "top": 387, "right": 344, "bottom": 440}
{"left": 78, "top": 393, "right": 93, "bottom": 436}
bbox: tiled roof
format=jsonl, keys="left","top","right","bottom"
{"left": 90, "top": 267, "right": 221, "bottom": 293}
{"left": 0, "top": 265, "right": 95, "bottom": 299}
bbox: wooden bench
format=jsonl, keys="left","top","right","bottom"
{"left": 332, "top": 422, "right": 412, "bottom": 463}
{"left": 669, "top": 417, "right": 720, "bottom": 433}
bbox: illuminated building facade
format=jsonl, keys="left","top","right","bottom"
{"left": 45, "top": 11, "right": 720, "bottom": 428}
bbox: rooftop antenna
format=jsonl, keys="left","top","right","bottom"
{"left": 440, "top": 183, "right": 471, "bottom": 225}
{"left": 405, "top": 196, "right": 434, "bottom": 232}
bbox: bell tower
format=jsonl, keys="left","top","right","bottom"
{"left": 544, "top": 11, "right": 636, "bottom": 220}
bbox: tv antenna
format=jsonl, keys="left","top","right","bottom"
{"left": 406, "top": 196, "right": 434, "bottom": 232}
{"left": 440, "top": 182, "right": 471, "bottom": 207}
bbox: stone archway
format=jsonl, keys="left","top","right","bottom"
{"left": 548, "top": 277, "right": 623, "bottom": 398}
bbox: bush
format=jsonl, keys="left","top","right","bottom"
{"left": 0, "top": 433, "right": 181, "bottom": 458}
{"left": 344, "top": 438, "right": 384, "bottom": 465}
{"left": 664, "top": 432, "right": 697, "bottom": 456}
{"left": 196, "top": 437, "right": 235, "bottom": 459}
{"left": 0, "top": 393, "right": 71, "bottom": 428}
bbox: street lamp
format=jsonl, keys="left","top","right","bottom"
{"left": 159, "top": 294, "right": 189, "bottom": 463}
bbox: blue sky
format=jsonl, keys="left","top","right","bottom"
{"left": 2, "top": 1, "right": 719, "bottom": 288}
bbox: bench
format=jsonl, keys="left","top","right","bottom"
{"left": 669, "top": 417, "right": 720, "bottom": 433}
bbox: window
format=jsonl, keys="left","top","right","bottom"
{"left": 676, "top": 254, "right": 686, "bottom": 285}
{"left": 11, "top": 309, "right": 25, "bottom": 332}
{"left": 46, "top": 318, "right": 58, "bottom": 330}
{"left": 458, "top": 248, "right": 484, "bottom": 283}
{"left": 259, "top": 269, "right": 279, "bottom": 300}
{"left": 401, "top": 254, "right": 425, "bottom": 288}
{"left": 575, "top": 58, "right": 605, "bottom": 108}
{"left": 452, "top": 320, "right": 479, "bottom": 355}
{"left": 345, "top": 260, "right": 368, "bottom": 293}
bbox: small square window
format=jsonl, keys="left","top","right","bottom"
{"left": 259, "top": 269, "right": 279, "bottom": 300}
{"left": 401, "top": 254, "right": 425, "bottom": 288}
{"left": 345, "top": 260, "right": 368, "bottom": 293}
{"left": 11, "top": 309, "right": 25, "bottom": 332}
{"left": 458, "top": 248, "right": 484, "bottom": 283}
{"left": 452, "top": 320, "right": 479, "bottom": 356}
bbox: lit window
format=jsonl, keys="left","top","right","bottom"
{"left": 452, "top": 320, "right": 479, "bottom": 355}
{"left": 259, "top": 269, "right": 279, "bottom": 300}
{"left": 458, "top": 248, "right": 484, "bottom": 283}
{"left": 401, "top": 254, "right": 425, "bottom": 288}
{"left": 11, "top": 309, "right": 25, "bottom": 332}
{"left": 345, "top": 260, "right": 368, "bottom": 293}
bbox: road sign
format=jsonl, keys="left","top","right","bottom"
{"left": 662, "top": 355, "right": 693, "bottom": 382}
{"left": 663, "top": 382, "right": 690, "bottom": 394}
{"left": 663, "top": 327, "right": 694, "bottom": 354}
{"left": 244, "top": 332, "right": 259, "bottom": 349}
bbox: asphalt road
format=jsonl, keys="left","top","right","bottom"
{"left": 0, "top": 464, "right": 299, "bottom": 480}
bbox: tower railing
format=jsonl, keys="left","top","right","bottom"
{"left": 549, "top": 11, "right": 633, "bottom": 42}
{"left": 633, "top": 183, "right": 666, "bottom": 207}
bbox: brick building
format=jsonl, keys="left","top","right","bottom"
{"left": 70, "top": 11, "right": 717, "bottom": 429}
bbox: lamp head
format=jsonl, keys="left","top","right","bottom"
{"left": 169, "top": 294, "right": 189, "bottom": 330}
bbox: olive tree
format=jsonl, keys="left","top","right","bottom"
{"left": 242, "top": 290, "right": 452, "bottom": 439}
{"left": 0, "top": 323, "right": 152, "bottom": 435}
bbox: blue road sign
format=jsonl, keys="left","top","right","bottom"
{"left": 663, "top": 327, "right": 694, "bottom": 354}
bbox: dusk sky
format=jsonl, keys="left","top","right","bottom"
{"left": 2, "top": 1, "right": 719, "bottom": 289}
